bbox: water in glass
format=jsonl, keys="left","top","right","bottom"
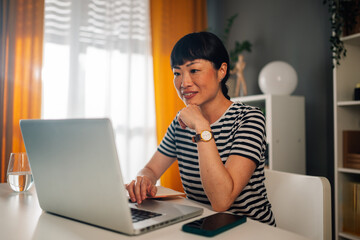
{"left": 7, "top": 153, "right": 34, "bottom": 192}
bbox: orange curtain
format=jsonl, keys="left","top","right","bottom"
{"left": 150, "top": 0, "right": 207, "bottom": 192}
{"left": 0, "top": 0, "right": 44, "bottom": 183}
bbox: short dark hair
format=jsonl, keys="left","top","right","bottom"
{"left": 170, "top": 32, "right": 231, "bottom": 100}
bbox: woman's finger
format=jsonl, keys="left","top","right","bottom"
{"left": 178, "top": 118, "right": 187, "bottom": 129}
{"left": 140, "top": 177, "right": 148, "bottom": 201}
{"left": 148, "top": 184, "right": 157, "bottom": 197}
{"left": 126, "top": 180, "right": 136, "bottom": 202}
{"left": 134, "top": 176, "right": 143, "bottom": 204}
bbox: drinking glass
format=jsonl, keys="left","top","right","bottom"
{"left": 7, "top": 152, "right": 34, "bottom": 192}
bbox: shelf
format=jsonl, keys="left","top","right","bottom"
{"left": 339, "top": 231, "right": 360, "bottom": 240}
{"left": 338, "top": 101, "right": 360, "bottom": 107}
{"left": 232, "top": 94, "right": 266, "bottom": 102}
{"left": 338, "top": 168, "right": 360, "bottom": 175}
{"left": 341, "top": 33, "right": 360, "bottom": 46}
{"left": 334, "top": 31, "right": 360, "bottom": 240}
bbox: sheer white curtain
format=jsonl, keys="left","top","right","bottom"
{"left": 41, "top": 0, "right": 156, "bottom": 182}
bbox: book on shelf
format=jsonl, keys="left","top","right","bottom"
{"left": 343, "top": 130, "right": 360, "bottom": 169}
{"left": 342, "top": 182, "right": 360, "bottom": 236}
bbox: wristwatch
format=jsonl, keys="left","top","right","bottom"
{"left": 192, "top": 130, "right": 214, "bottom": 143}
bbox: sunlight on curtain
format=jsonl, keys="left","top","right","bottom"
{"left": 0, "top": 0, "right": 44, "bottom": 183}
{"left": 42, "top": 0, "right": 156, "bottom": 182}
{"left": 150, "top": 0, "right": 207, "bottom": 191}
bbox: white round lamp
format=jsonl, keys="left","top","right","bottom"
{"left": 258, "top": 61, "right": 298, "bottom": 95}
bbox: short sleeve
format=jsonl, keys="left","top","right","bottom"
{"left": 157, "top": 117, "right": 178, "bottom": 158}
{"left": 230, "top": 108, "right": 266, "bottom": 166}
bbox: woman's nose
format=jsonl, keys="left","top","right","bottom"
{"left": 181, "top": 73, "right": 192, "bottom": 88}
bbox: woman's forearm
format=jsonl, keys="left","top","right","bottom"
{"left": 138, "top": 150, "right": 177, "bottom": 185}
{"left": 197, "top": 139, "right": 237, "bottom": 211}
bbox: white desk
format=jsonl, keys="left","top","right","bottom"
{"left": 0, "top": 183, "right": 309, "bottom": 240}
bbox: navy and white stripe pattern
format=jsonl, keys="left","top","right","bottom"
{"left": 158, "top": 102, "right": 276, "bottom": 226}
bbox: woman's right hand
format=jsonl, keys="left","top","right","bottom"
{"left": 125, "top": 175, "right": 157, "bottom": 204}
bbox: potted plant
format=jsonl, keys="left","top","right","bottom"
{"left": 221, "top": 14, "right": 252, "bottom": 70}
{"left": 218, "top": 14, "right": 252, "bottom": 97}
{"left": 324, "top": 0, "right": 360, "bottom": 66}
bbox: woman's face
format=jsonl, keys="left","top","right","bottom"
{"left": 172, "top": 59, "right": 227, "bottom": 106}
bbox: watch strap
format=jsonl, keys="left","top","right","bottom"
{"left": 192, "top": 130, "right": 214, "bottom": 143}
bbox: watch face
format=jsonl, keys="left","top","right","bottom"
{"left": 201, "top": 131, "right": 212, "bottom": 141}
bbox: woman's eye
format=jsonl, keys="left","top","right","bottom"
{"left": 190, "top": 69, "right": 199, "bottom": 73}
{"left": 173, "top": 72, "right": 180, "bottom": 76}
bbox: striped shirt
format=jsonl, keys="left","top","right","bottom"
{"left": 158, "top": 102, "right": 276, "bottom": 226}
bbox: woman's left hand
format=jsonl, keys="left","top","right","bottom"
{"left": 178, "top": 104, "right": 210, "bottom": 131}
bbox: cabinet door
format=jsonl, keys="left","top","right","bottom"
{"left": 232, "top": 94, "right": 305, "bottom": 174}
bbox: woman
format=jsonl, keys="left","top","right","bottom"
{"left": 126, "top": 32, "right": 276, "bottom": 226}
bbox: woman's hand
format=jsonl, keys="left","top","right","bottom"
{"left": 178, "top": 104, "right": 210, "bottom": 131}
{"left": 125, "top": 151, "right": 177, "bottom": 204}
{"left": 125, "top": 176, "right": 157, "bottom": 204}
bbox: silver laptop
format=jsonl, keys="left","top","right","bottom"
{"left": 20, "top": 118, "right": 203, "bottom": 235}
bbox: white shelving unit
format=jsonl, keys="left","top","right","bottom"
{"left": 333, "top": 33, "right": 360, "bottom": 240}
{"left": 232, "top": 94, "right": 306, "bottom": 174}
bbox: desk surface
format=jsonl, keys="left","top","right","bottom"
{"left": 0, "top": 183, "right": 309, "bottom": 240}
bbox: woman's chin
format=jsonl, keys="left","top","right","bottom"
{"left": 184, "top": 99, "right": 196, "bottom": 106}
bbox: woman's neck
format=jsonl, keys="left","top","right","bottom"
{"left": 200, "top": 94, "right": 232, "bottom": 124}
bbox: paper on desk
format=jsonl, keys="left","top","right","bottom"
{"left": 127, "top": 186, "right": 185, "bottom": 199}
{"left": 149, "top": 186, "right": 186, "bottom": 198}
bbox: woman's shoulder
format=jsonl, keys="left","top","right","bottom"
{"left": 228, "top": 101, "right": 264, "bottom": 116}
{"left": 212, "top": 102, "right": 264, "bottom": 128}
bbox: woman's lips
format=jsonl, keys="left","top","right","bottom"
{"left": 182, "top": 92, "right": 197, "bottom": 99}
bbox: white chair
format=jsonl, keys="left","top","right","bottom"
{"left": 264, "top": 169, "right": 331, "bottom": 240}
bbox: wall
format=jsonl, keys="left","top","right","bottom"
{"left": 207, "top": 0, "right": 334, "bottom": 183}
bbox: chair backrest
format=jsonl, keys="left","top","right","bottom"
{"left": 264, "top": 169, "right": 331, "bottom": 240}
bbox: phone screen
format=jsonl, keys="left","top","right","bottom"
{"left": 182, "top": 213, "right": 246, "bottom": 236}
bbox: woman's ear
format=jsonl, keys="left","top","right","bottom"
{"left": 218, "top": 62, "right": 227, "bottom": 82}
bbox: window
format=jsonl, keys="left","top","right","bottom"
{"left": 42, "top": 0, "right": 156, "bottom": 182}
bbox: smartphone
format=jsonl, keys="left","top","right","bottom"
{"left": 182, "top": 212, "right": 246, "bottom": 237}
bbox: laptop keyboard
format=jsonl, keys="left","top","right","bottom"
{"left": 131, "top": 208, "right": 162, "bottom": 223}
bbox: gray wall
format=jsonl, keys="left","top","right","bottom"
{"left": 208, "top": 0, "right": 334, "bottom": 182}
